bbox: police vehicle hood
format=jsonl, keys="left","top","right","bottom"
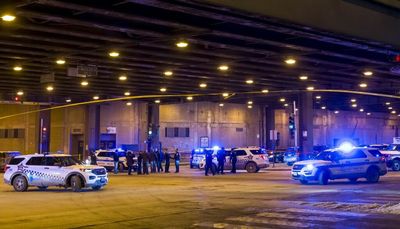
{"left": 294, "top": 160, "right": 332, "bottom": 166}
{"left": 68, "top": 164, "right": 106, "bottom": 170}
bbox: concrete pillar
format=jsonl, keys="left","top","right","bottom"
{"left": 85, "top": 104, "right": 100, "bottom": 152}
{"left": 38, "top": 106, "right": 51, "bottom": 154}
{"left": 298, "top": 92, "right": 314, "bottom": 154}
{"left": 147, "top": 104, "right": 160, "bottom": 152}
{"left": 264, "top": 106, "right": 276, "bottom": 149}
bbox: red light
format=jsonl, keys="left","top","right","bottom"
{"left": 396, "top": 55, "right": 400, "bottom": 62}
{"left": 4, "top": 166, "right": 10, "bottom": 172}
{"left": 14, "top": 96, "right": 19, "bottom": 101}
{"left": 43, "top": 127, "right": 47, "bottom": 131}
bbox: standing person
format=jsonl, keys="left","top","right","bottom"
{"left": 137, "top": 151, "right": 143, "bottom": 175}
{"left": 205, "top": 150, "right": 215, "bottom": 176}
{"left": 90, "top": 150, "right": 97, "bottom": 165}
{"left": 174, "top": 148, "right": 180, "bottom": 173}
{"left": 149, "top": 150, "right": 157, "bottom": 173}
{"left": 156, "top": 149, "right": 164, "bottom": 172}
{"left": 217, "top": 147, "right": 226, "bottom": 174}
{"left": 113, "top": 150, "right": 120, "bottom": 174}
{"left": 142, "top": 151, "right": 149, "bottom": 175}
{"left": 126, "top": 151, "right": 134, "bottom": 175}
{"left": 230, "top": 150, "right": 237, "bottom": 173}
{"left": 164, "top": 150, "right": 171, "bottom": 173}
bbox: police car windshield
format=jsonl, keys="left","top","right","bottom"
{"left": 387, "top": 144, "right": 400, "bottom": 151}
{"left": 250, "top": 149, "right": 265, "bottom": 155}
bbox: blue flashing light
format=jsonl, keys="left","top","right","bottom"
{"left": 338, "top": 142, "right": 354, "bottom": 153}
{"left": 213, "top": 145, "right": 220, "bottom": 150}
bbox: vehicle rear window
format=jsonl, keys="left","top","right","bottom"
{"left": 8, "top": 158, "right": 24, "bottom": 165}
{"left": 368, "top": 150, "right": 382, "bottom": 158}
{"left": 342, "top": 149, "right": 367, "bottom": 159}
{"left": 250, "top": 150, "right": 265, "bottom": 155}
{"left": 97, "top": 152, "right": 113, "bottom": 157}
{"left": 234, "top": 150, "right": 247, "bottom": 156}
{"left": 26, "top": 157, "right": 45, "bottom": 165}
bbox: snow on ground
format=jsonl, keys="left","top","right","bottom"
{"left": 303, "top": 201, "right": 400, "bottom": 215}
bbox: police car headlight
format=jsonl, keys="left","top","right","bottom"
{"left": 305, "top": 164, "right": 314, "bottom": 171}
{"left": 80, "top": 168, "right": 92, "bottom": 173}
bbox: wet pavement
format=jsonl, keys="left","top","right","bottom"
{"left": 1, "top": 164, "right": 400, "bottom": 228}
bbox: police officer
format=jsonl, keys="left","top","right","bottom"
{"left": 149, "top": 150, "right": 157, "bottom": 173}
{"left": 156, "top": 149, "right": 164, "bottom": 172}
{"left": 217, "top": 147, "right": 226, "bottom": 175}
{"left": 142, "top": 151, "right": 149, "bottom": 175}
{"left": 174, "top": 148, "right": 180, "bottom": 173}
{"left": 126, "top": 151, "right": 134, "bottom": 175}
{"left": 113, "top": 150, "right": 120, "bottom": 174}
{"left": 230, "top": 150, "right": 237, "bottom": 173}
{"left": 205, "top": 150, "right": 215, "bottom": 176}
{"left": 164, "top": 150, "right": 171, "bottom": 173}
{"left": 137, "top": 151, "right": 143, "bottom": 175}
{"left": 90, "top": 150, "right": 97, "bottom": 165}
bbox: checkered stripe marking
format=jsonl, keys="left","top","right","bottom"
{"left": 19, "top": 167, "right": 64, "bottom": 183}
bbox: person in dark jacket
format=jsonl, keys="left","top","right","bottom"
{"left": 149, "top": 150, "right": 157, "bottom": 173}
{"left": 164, "top": 150, "right": 171, "bottom": 173}
{"left": 90, "top": 150, "right": 97, "bottom": 165}
{"left": 156, "top": 149, "right": 164, "bottom": 172}
{"left": 217, "top": 147, "right": 226, "bottom": 174}
{"left": 230, "top": 151, "right": 237, "bottom": 173}
{"left": 142, "top": 151, "right": 149, "bottom": 175}
{"left": 113, "top": 150, "right": 120, "bottom": 174}
{"left": 126, "top": 151, "right": 134, "bottom": 175}
{"left": 205, "top": 150, "right": 215, "bottom": 176}
{"left": 174, "top": 148, "right": 180, "bottom": 173}
{"left": 137, "top": 151, "right": 143, "bottom": 175}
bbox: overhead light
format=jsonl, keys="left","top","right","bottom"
{"left": 219, "top": 103, "right": 224, "bottom": 107}
{"left": 66, "top": 99, "right": 71, "bottom": 103}
{"left": 386, "top": 102, "right": 391, "bottom": 105}
{"left": 262, "top": 89, "right": 269, "bottom": 93}
{"left": 285, "top": 58, "right": 296, "bottom": 65}
{"left": 284, "top": 103, "right": 289, "bottom": 107}
{"left": 351, "top": 104, "right": 357, "bottom": 108}
{"left": 124, "top": 91, "right": 131, "bottom": 96}
{"left": 321, "top": 106, "right": 326, "bottom": 110}
{"left": 108, "top": 51, "right": 119, "bottom": 57}
{"left": 186, "top": 96, "right": 193, "bottom": 101}
{"left": 199, "top": 83, "right": 207, "bottom": 88}
{"left": 93, "top": 96, "right": 99, "bottom": 100}
{"left": 218, "top": 65, "right": 229, "bottom": 71}
{"left": 306, "top": 86, "right": 314, "bottom": 91}
{"left": 56, "top": 59, "right": 66, "bottom": 65}
{"left": 279, "top": 98, "right": 286, "bottom": 102}
{"left": 17, "top": 91, "right": 24, "bottom": 96}
{"left": 351, "top": 99, "right": 356, "bottom": 103}
{"left": 1, "top": 14, "right": 15, "bottom": 22}
{"left": 315, "top": 95, "right": 321, "bottom": 99}
{"left": 367, "top": 112, "right": 371, "bottom": 116}
{"left": 81, "top": 80, "right": 89, "bottom": 86}
{"left": 363, "top": 71, "right": 373, "bottom": 76}
{"left": 126, "top": 102, "right": 132, "bottom": 106}
{"left": 247, "top": 105, "right": 253, "bottom": 109}
{"left": 176, "top": 41, "right": 188, "bottom": 48}
{"left": 222, "top": 92, "right": 229, "bottom": 97}
{"left": 164, "top": 71, "right": 173, "bottom": 76}
{"left": 155, "top": 99, "right": 160, "bottom": 104}
{"left": 334, "top": 110, "right": 339, "bottom": 114}
{"left": 160, "top": 87, "right": 167, "bottom": 92}
{"left": 389, "top": 107, "right": 393, "bottom": 110}
{"left": 247, "top": 101, "right": 253, "bottom": 105}
{"left": 359, "top": 83, "right": 367, "bottom": 88}
{"left": 245, "top": 79, "right": 254, "bottom": 84}
{"left": 299, "top": 75, "right": 308, "bottom": 80}
{"left": 13, "top": 66, "right": 22, "bottom": 71}
{"left": 118, "top": 75, "right": 127, "bottom": 81}
{"left": 392, "top": 110, "right": 397, "bottom": 114}
{"left": 359, "top": 108, "right": 364, "bottom": 112}
{"left": 46, "top": 85, "right": 54, "bottom": 92}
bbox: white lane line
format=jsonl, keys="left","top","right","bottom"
{"left": 226, "top": 216, "right": 316, "bottom": 228}
{"left": 256, "top": 212, "right": 343, "bottom": 222}
{"left": 193, "top": 222, "right": 264, "bottom": 229}
{"left": 282, "top": 208, "right": 368, "bottom": 217}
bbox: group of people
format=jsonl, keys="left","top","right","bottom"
{"left": 204, "top": 147, "right": 237, "bottom": 176}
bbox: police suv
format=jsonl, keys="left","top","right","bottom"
{"left": 4, "top": 154, "right": 108, "bottom": 192}
{"left": 292, "top": 147, "right": 387, "bottom": 185}
{"left": 213, "top": 147, "right": 270, "bottom": 173}
{"left": 190, "top": 148, "right": 231, "bottom": 169}
{"left": 380, "top": 144, "right": 400, "bottom": 171}
{"left": 95, "top": 149, "right": 137, "bottom": 172}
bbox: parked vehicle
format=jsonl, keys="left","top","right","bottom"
{"left": 190, "top": 148, "right": 231, "bottom": 169}
{"left": 267, "top": 150, "right": 284, "bottom": 163}
{"left": 0, "top": 151, "right": 21, "bottom": 172}
{"left": 380, "top": 144, "right": 400, "bottom": 171}
{"left": 95, "top": 149, "right": 138, "bottom": 172}
{"left": 213, "top": 147, "right": 269, "bottom": 173}
{"left": 284, "top": 147, "right": 300, "bottom": 166}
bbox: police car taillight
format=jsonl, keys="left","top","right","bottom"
{"left": 260, "top": 155, "right": 266, "bottom": 160}
{"left": 379, "top": 156, "right": 386, "bottom": 163}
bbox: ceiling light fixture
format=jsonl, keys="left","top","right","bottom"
{"left": 160, "top": 88, "right": 167, "bottom": 92}
{"left": 367, "top": 113, "right": 371, "bottom": 116}
{"left": 124, "top": 92, "right": 131, "bottom": 96}
{"left": 280, "top": 98, "right": 286, "bottom": 102}
{"left": 392, "top": 110, "right": 397, "bottom": 114}
{"left": 1, "top": 14, "right": 15, "bottom": 22}
{"left": 126, "top": 102, "right": 132, "bottom": 106}
{"left": 164, "top": 71, "right": 173, "bottom": 76}
{"left": 306, "top": 86, "right": 314, "bottom": 91}
{"left": 46, "top": 85, "right": 54, "bottom": 92}
{"left": 351, "top": 104, "right": 357, "bottom": 108}
{"left": 388, "top": 107, "right": 393, "bottom": 110}
{"left": 66, "top": 99, "right": 71, "bottom": 103}
{"left": 284, "top": 103, "right": 289, "bottom": 107}
{"left": 176, "top": 41, "right": 188, "bottom": 48}
{"left": 315, "top": 95, "right": 321, "bottom": 99}
{"left": 351, "top": 99, "right": 356, "bottom": 103}
{"left": 285, "top": 58, "right": 296, "bottom": 65}
{"left": 155, "top": 100, "right": 160, "bottom": 104}
{"left": 359, "top": 83, "right": 368, "bottom": 88}
{"left": 262, "top": 89, "right": 269, "bottom": 93}
{"left": 218, "top": 65, "right": 229, "bottom": 71}
{"left": 93, "top": 96, "right": 99, "bottom": 100}
{"left": 363, "top": 71, "right": 373, "bottom": 76}
{"left": 186, "top": 96, "right": 193, "bottom": 101}
{"left": 108, "top": 51, "right": 119, "bottom": 57}
{"left": 245, "top": 79, "right": 254, "bottom": 84}
{"left": 13, "top": 66, "right": 22, "bottom": 71}
{"left": 199, "top": 83, "right": 207, "bottom": 88}
{"left": 17, "top": 91, "right": 24, "bottom": 96}
{"left": 359, "top": 108, "right": 364, "bottom": 112}
{"left": 222, "top": 92, "right": 229, "bottom": 97}
{"left": 334, "top": 110, "right": 339, "bottom": 114}
{"left": 321, "top": 106, "right": 326, "bottom": 110}
{"left": 81, "top": 80, "right": 89, "bottom": 86}
{"left": 247, "top": 105, "right": 253, "bottom": 109}
{"left": 386, "top": 102, "right": 391, "bottom": 105}
{"left": 299, "top": 75, "right": 308, "bottom": 80}
{"left": 118, "top": 75, "right": 127, "bottom": 81}
{"left": 56, "top": 59, "right": 66, "bottom": 65}
{"left": 247, "top": 101, "right": 253, "bottom": 105}
{"left": 219, "top": 103, "right": 224, "bottom": 107}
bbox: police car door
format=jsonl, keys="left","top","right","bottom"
{"left": 235, "top": 150, "right": 248, "bottom": 169}
{"left": 344, "top": 149, "right": 369, "bottom": 175}
{"left": 45, "top": 156, "right": 65, "bottom": 186}
{"left": 224, "top": 150, "right": 232, "bottom": 170}
{"left": 24, "top": 156, "right": 47, "bottom": 186}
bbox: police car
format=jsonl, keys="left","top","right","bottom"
{"left": 291, "top": 147, "right": 387, "bottom": 185}
{"left": 190, "top": 147, "right": 232, "bottom": 169}
{"left": 3, "top": 154, "right": 108, "bottom": 192}
{"left": 213, "top": 147, "right": 270, "bottom": 173}
{"left": 380, "top": 144, "right": 400, "bottom": 171}
{"left": 95, "top": 149, "right": 137, "bottom": 172}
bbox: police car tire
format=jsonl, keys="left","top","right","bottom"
{"left": 392, "top": 160, "right": 400, "bottom": 171}
{"left": 366, "top": 167, "right": 380, "bottom": 183}
{"left": 318, "top": 170, "right": 329, "bottom": 185}
{"left": 92, "top": 186, "right": 102, "bottom": 191}
{"left": 71, "top": 175, "right": 83, "bottom": 192}
{"left": 13, "top": 175, "right": 28, "bottom": 192}
{"left": 246, "top": 162, "right": 258, "bottom": 173}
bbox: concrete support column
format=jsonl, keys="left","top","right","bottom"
{"left": 85, "top": 104, "right": 100, "bottom": 152}
{"left": 264, "top": 106, "right": 276, "bottom": 149}
{"left": 38, "top": 106, "right": 51, "bottom": 154}
{"left": 299, "top": 92, "right": 313, "bottom": 154}
{"left": 147, "top": 104, "right": 160, "bottom": 152}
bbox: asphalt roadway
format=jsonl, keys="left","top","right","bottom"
{"left": 1, "top": 164, "right": 400, "bottom": 229}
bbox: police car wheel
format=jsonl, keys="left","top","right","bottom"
{"left": 348, "top": 178, "right": 358, "bottom": 184}
{"left": 300, "top": 180, "right": 308, "bottom": 185}
{"left": 37, "top": 186, "right": 48, "bottom": 191}
{"left": 13, "top": 175, "right": 28, "bottom": 192}
{"left": 246, "top": 162, "right": 258, "bottom": 173}
{"left": 392, "top": 160, "right": 400, "bottom": 171}
{"left": 318, "top": 170, "right": 329, "bottom": 185}
{"left": 366, "top": 167, "right": 380, "bottom": 183}
{"left": 71, "top": 175, "right": 83, "bottom": 192}
{"left": 92, "top": 186, "right": 102, "bottom": 191}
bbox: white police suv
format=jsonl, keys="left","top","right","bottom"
{"left": 3, "top": 154, "right": 108, "bottom": 192}
{"left": 95, "top": 149, "right": 137, "bottom": 172}
{"left": 292, "top": 147, "right": 387, "bottom": 185}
